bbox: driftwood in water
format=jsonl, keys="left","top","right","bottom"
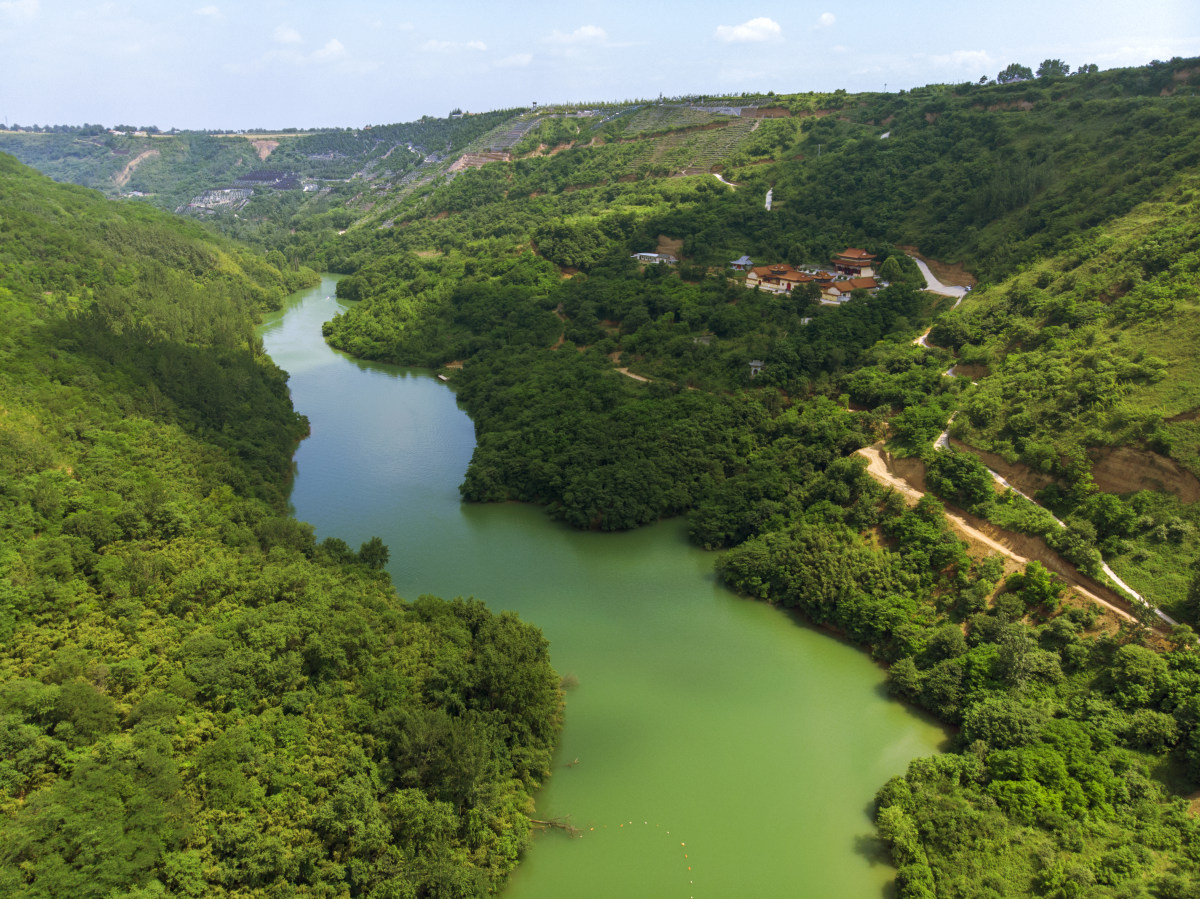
{"left": 530, "top": 816, "right": 582, "bottom": 837}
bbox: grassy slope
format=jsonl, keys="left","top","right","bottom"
{"left": 931, "top": 166, "right": 1200, "bottom": 614}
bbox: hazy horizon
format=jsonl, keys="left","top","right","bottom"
{"left": 2, "top": 0, "right": 1197, "bottom": 131}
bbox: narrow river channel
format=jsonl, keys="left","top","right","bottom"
{"left": 259, "top": 276, "right": 946, "bottom": 898}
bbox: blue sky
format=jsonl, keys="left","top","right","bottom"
{"left": 1, "top": 0, "right": 1197, "bottom": 129}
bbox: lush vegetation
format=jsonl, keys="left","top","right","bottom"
{"left": 10, "top": 55, "right": 1200, "bottom": 898}
{"left": 0, "top": 154, "right": 562, "bottom": 898}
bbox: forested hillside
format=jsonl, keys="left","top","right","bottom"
{"left": 0, "top": 109, "right": 522, "bottom": 258}
{"left": 307, "top": 58, "right": 1200, "bottom": 896}
{"left": 0, "top": 154, "right": 561, "bottom": 898}
{"left": 8, "top": 54, "right": 1200, "bottom": 898}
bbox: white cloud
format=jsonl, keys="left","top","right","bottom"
{"left": 223, "top": 35, "right": 355, "bottom": 74}
{"left": 275, "top": 25, "right": 303, "bottom": 44}
{"left": 194, "top": 4, "right": 219, "bottom": 17}
{"left": 312, "top": 38, "right": 345, "bottom": 61}
{"left": 715, "top": 17, "right": 782, "bottom": 43}
{"left": 0, "top": 0, "right": 38, "bottom": 21}
{"left": 545, "top": 24, "right": 606, "bottom": 44}
{"left": 817, "top": 12, "right": 835, "bottom": 28}
{"left": 421, "top": 38, "right": 487, "bottom": 52}
{"left": 497, "top": 53, "right": 533, "bottom": 68}
{"left": 932, "top": 49, "right": 993, "bottom": 69}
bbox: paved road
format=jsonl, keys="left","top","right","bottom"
{"left": 907, "top": 255, "right": 967, "bottom": 304}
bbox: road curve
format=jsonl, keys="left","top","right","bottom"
{"left": 907, "top": 255, "right": 968, "bottom": 304}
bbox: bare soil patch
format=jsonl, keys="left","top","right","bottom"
{"left": 952, "top": 363, "right": 991, "bottom": 380}
{"left": 978, "top": 101, "right": 1036, "bottom": 112}
{"left": 250, "top": 140, "right": 279, "bottom": 160}
{"left": 1162, "top": 69, "right": 1196, "bottom": 96}
{"left": 656, "top": 235, "right": 684, "bottom": 258}
{"left": 1090, "top": 445, "right": 1200, "bottom": 501}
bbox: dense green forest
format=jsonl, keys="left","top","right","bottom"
{"left": 306, "top": 58, "right": 1200, "bottom": 897}
{"left": 0, "top": 154, "right": 562, "bottom": 897}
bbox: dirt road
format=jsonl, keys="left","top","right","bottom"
{"left": 856, "top": 445, "right": 1145, "bottom": 625}
{"left": 114, "top": 149, "right": 159, "bottom": 187}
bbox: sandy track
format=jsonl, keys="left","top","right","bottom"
{"left": 115, "top": 149, "right": 159, "bottom": 187}
{"left": 616, "top": 367, "right": 651, "bottom": 382}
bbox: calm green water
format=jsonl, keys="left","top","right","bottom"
{"left": 260, "top": 276, "right": 945, "bottom": 898}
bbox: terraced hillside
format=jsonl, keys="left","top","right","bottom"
{"left": 623, "top": 117, "right": 761, "bottom": 174}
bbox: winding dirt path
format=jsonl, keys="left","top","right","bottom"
{"left": 907, "top": 305, "right": 1176, "bottom": 625}
{"left": 857, "top": 445, "right": 1144, "bottom": 626}
{"left": 114, "top": 148, "right": 159, "bottom": 187}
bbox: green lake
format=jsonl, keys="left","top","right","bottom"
{"left": 259, "top": 276, "right": 946, "bottom": 898}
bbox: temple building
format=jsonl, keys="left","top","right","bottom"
{"left": 831, "top": 248, "right": 877, "bottom": 278}
{"left": 745, "top": 263, "right": 832, "bottom": 295}
{"left": 821, "top": 277, "right": 880, "bottom": 304}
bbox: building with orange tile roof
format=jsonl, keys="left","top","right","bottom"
{"left": 831, "top": 248, "right": 877, "bottom": 277}
{"left": 821, "top": 277, "right": 880, "bottom": 304}
{"left": 745, "top": 263, "right": 832, "bottom": 295}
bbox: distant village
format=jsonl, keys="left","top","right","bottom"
{"left": 631, "top": 247, "right": 882, "bottom": 305}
